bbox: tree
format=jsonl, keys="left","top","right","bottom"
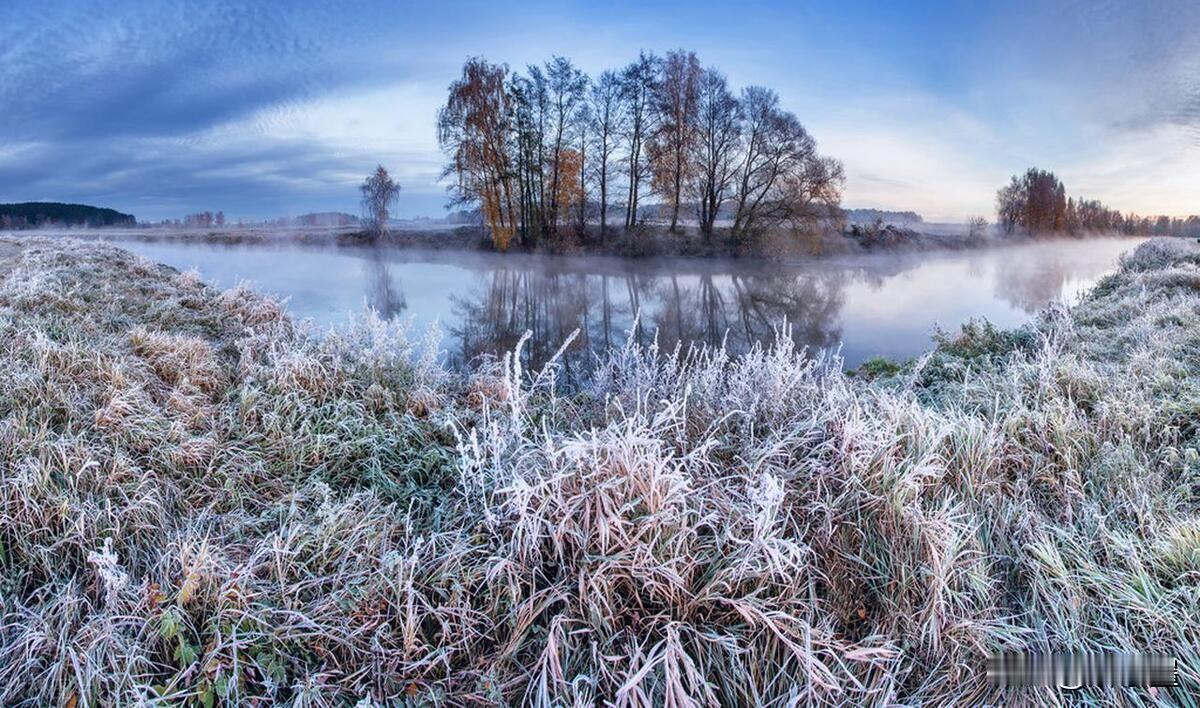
{"left": 360, "top": 165, "right": 401, "bottom": 238}
{"left": 648, "top": 49, "right": 702, "bottom": 232}
{"left": 438, "top": 57, "right": 518, "bottom": 250}
{"left": 574, "top": 102, "right": 591, "bottom": 235}
{"left": 730, "top": 87, "right": 836, "bottom": 241}
{"left": 966, "top": 216, "right": 989, "bottom": 241}
{"left": 993, "top": 168, "right": 1078, "bottom": 236}
{"left": 1020, "top": 168, "right": 1065, "bottom": 232}
{"left": 778, "top": 154, "right": 844, "bottom": 236}
{"left": 544, "top": 57, "right": 588, "bottom": 238}
{"left": 554, "top": 148, "right": 585, "bottom": 229}
{"left": 589, "top": 70, "right": 626, "bottom": 240}
{"left": 215, "top": 211, "right": 226, "bottom": 227}
{"left": 620, "top": 52, "right": 658, "bottom": 230}
{"left": 996, "top": 176, "right": 1022, "bottom": 234}
{"left": 690, "top": 68, "right": 741, "bottom": 240}
{"left": 510, "top": 68, "right": 549, "bottom": 247}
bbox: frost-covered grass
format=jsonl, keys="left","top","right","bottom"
{"left": 0, "top": 237, "right": 1197, "bottom": 705}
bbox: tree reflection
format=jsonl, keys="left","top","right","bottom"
{"left": 448, "top": 262, "right": 847, "bottom": 371}
{"left": 362, "top": 247, "right": 407, "bottom": 319}
{"left": 990, "top": 245, "right": 1085, "bottom": 314}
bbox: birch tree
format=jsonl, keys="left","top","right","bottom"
{"left": 437, "top": 58, "right": 517, "bottom": 250}
{"left": 360, "top": 165, "right": 401, "bottom": 239}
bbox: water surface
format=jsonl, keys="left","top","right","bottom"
{"left": 103, "top": 236, "right": 1144, "bottom": 371}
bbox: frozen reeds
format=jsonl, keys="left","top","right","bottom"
{"left": 0, "top": 237, "right": 1196, "bottom": 705}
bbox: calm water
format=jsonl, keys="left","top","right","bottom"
{"left": 104, "top": 237, "right": 1144, "bottom": 371}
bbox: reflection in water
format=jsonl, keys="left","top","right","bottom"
{"left": 104, "top": 236, "right": 1147, "bottom": 371}
{"left": 447, "top": 266, "right": 849, "bottom": 371}
{"left": 990, "top": 246, "right": 1079, "bottom": 313}
{"left": 364, "top": 247, "right": 407, "bottom": 319}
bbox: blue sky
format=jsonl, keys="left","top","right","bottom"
{"left": 2, "top": 0, "right": 1198, "bottom": 222}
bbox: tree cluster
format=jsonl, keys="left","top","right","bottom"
{"left": 182, "top": 211, "right": 226, "bottom": 228}
{"left": 997, "top": 168, "right": 1200, "bottom": 237}
{"left": 437, "top": 51, "right": 844, "bottom": 251}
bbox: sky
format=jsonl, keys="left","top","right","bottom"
{"left": 1, "top": 0, "right": 1198, "bottom": 223}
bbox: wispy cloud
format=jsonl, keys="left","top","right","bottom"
{"left": 0, "top": 0, "right": 1197, "bottom": 221}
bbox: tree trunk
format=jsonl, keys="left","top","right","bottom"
{"left": 599, "top": 169, "right": 607, "bottom": 243}
{"left": 669, "top": 156, "right": 682, "bottom": 232}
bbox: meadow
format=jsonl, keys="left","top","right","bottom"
{"left": 0, "top": 236, "right": 1196, "bottom": 705}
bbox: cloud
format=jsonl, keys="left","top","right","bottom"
{"left": 0, "top": 2, "right": 337, "bottom": 141}
{"left": 0, "top": 0, "right": 441, "bottom": 219}
{"left": 1, "top": 0, "right": 1197, "bottom": 222}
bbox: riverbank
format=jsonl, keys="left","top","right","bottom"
{"left": 3, "top": 220, "right": 1023, "bottom": 261}
{"left": 0, "top": 237, "right": 1196, "bottom": 704}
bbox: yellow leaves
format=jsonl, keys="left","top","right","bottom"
{"left": 554, "top": 148, "right": 585, "bottom": 225}
{"left": 179, "top": 572, "right": 199, "bottom": 606}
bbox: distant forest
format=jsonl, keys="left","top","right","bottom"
{"left": 997, "top": 168, "right": 1200, "bottom": 237}
{"left": 0, "top": 202, "right": 135, "bottom": 228}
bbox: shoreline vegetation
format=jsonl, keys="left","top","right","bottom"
{"left": 0, "top": 221, "right": 1151, "bottom": 264}
{"left": 1, "top": 236, "right": 1198, "bottom": 703}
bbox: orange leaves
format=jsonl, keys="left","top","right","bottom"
{"left": 554, "top": 148, "right": 584, "bottom": 225}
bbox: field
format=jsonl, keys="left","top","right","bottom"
{"left": 0, "top": 236, "right": 1197, "bottom": 704}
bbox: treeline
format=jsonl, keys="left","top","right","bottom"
{"left": 182, "top": 211, "right": 226, "bottom": 228}
{"left": 0, "top": 202, "right": 135, "bottom": 229}
{"left": 151, "top": 212, "right": 360, "bottom": 229}
{"left": 997, "top": 168, "right": 1200, "bottom": 237}
{"left": 436, "top": 51, "right": 844, "bottom": 251}
{"left": 843, "top": 208, "right": 922, "bottom": 225}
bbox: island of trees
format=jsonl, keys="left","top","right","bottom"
{"left": 435, "top": 51, "right": 844, "bottom": 252}
{"left": 0, "top": 202, "right": 135, "bottom": 229}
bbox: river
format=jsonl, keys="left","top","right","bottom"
{"left": 101, "top": 236, "right": 1145, "bottom": 371}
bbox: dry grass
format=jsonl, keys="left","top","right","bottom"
{"left": 0, "top": 237, "right": 1196, "bottom": 705}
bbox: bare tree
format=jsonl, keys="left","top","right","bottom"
{"left": 649, "top": 50, "right": 702, "bottom": 232}
{"left": 575, "top": 101, "right": 591, "bottom": 234}
{"left": 510, "top": 67, "right": 549, "bottom": 246}
{"left": 779, "top": 155, "right": 844, "bottom": 235}
{"left": 691, "top": 68, "right": 741, "bottom": 240}
{"left": 996, "top": 176, "right": 1022, "bottom": 234}
{"left": 967, "top": 216, "right": 989, "bottom": 241}
{"left": 620, "top": 52, "right": 658, "bottom": 230}
{"left": 360, "top": 165, "right": 401, "bottom": 239}
{"left": 731, "top": 88, "right": 807, "bottom": 239}
{"left": 589, "top": 70, "right": 626, "bottom": 241}
{"left": 544, "top": 57, "right": 588, "bottom": 238}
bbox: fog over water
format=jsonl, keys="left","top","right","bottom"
{"left": 103, "top": 236, "right": 1146, "bottom": 371}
